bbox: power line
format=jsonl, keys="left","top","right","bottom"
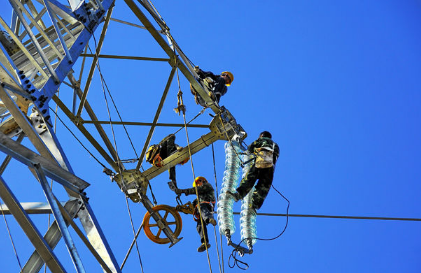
{"left": 232, "top": 212, "right": 421, "bottom": 222}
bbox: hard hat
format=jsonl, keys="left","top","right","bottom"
{"left": 221, "top": 71, "right": 234, "bottom": 86}
{"left": 192, "top": 176, "right": 208, "bottom": 187}
{"left": 260, "top": 131, "right": 272, "bottom": 138}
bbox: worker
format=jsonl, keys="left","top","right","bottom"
{"left": 227, "top": 131, "right": 280, "bottom": 213}
{"left": 175, "top": 176, "right": 217, "bottom": 252}
{"left": 146, "top": 134, "right": 187, "bottom": 185}
{"left": 190, "top": 66, "right": 234, "bottom": 105}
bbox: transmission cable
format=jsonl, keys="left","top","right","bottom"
{"left": 49, "top": 107, "right": 108, "bottom": 169}
{"left": 91, "top": 35, "right": 146, "bottom": 272}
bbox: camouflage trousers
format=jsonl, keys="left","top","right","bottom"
{"left": 236, "top": 165, "right": 274, "bottom": 210}
{"left": 195, "top": 203, "right": 214, "bottom": 244}
{"left": 159, "top": 134, "right": 177, "bottom": 182}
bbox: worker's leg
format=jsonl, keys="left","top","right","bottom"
{"left": 236, "top": 166, "right": 258, "bottom": 199}
{"left": 199, "top": 204, "right": 215, "bottom": 225}
{"left": 251, "top": 167, "right": 274, "bottom": 210}
{"left": 196, "top": 217, "right": 209, "bottom": 244}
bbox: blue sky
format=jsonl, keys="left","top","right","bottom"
{"left": 0, "top": 1, "right": 420, "bottom": 272}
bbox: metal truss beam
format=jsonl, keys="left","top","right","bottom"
{"left": 136, "top": 66, "right": 176, "bottom": 170}
{"left": 0, "top": 131, "right": 89, "bottom": 192}
{"left": 0, "top": 175, "right": 66, "bottom": 273}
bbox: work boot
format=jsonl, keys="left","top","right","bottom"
{"left": 197, "top": 243, "right": 211, "bottom": 252}
{"left": 227, "top": 191, "right": 240, "bottom": 202}
{"left": 208, "top": 218, "right": 217, "bottom": 226}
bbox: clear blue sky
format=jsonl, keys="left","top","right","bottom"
{"left": 1, "top": 1, "right": 420, "bottom": 272}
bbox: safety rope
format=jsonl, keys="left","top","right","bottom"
{"left": 175, "top": 65, "right": 213, "bottom": 273}
{"left": 212, "top": 143, "right": 225, "bottom": 273}
{"left": 0, "top": 198, "right": 23, "bottom": 270}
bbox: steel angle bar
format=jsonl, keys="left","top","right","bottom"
{"left": 34, "top": 164, "right": 86, "bottom": 273}
{"left": 42, "top": 0, "right": 79, "bottom": 24}
{"left": 0, "top": 133, "right": 24, "bottom": 174}
{"left": 40, "top": 0, "right": 115, "bottom": 99}
{"left": 52, "top": 95, "right": 120, "bottom": 171}
{"left": 81, "top": 120, "right": 209, "bottom": 128}
{"left": 124, "top": 0, "right": 220, "bottom": 113}
{"left": 18, "top": 7, "right": 47, "bottom": 41}
{"left": 42, "top": 0, "right": 73, "bottom": 63}
{"left": 0, "top": 16, "right": 48, "bottom": 79}
{"left": 80, "top": 53, "right": 170, "bottom": 62}
{"left": 143, "top": 130, "right": 222, "bottom": 180}
{"left": 55, "top": 200, "right": 114, "bottom": 273}
{"left": 0, "top": 201, "right": 67, "bottom": 214}
{"left": 9, "top": 0, "right": 60, "bottom": 83}
{"left": 110, "top": 17, "right": 147, "bottom": 30}
{"left": 11, "top": 0, "right": 63, "bottom": 60}
{"left": 0, "top": 131, "right": 89, "bottom": 192}
{"left": 22, "top": 199, "right": 81, "bottom": 273}
{"left": 0, "top": 85, "right": 57, "bottom": 162}
{"left": 0, "top": 175, "right": 66, "bottom": 273}
{"left": 26, "top": 1, "right": 47, "bottom": 29}
{"left": 68, "top": 73, "right": 121, "bottom": 168}
{"left": 136, "top": 66, "right": 176, "bottom": 171}
{"left": 77, "top": 201, "right": 122, "bottom": 273}
{"left": 76, "top": 5, "right": 114, "bottom": 118}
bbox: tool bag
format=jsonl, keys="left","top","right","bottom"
{"left": 255, "top": 143, "right": 275, "bottom": 168}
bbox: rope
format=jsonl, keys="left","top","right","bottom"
{"left": 0, "top": 198, "right": 23, "bottom": 270}
{"left": 212, "top": 143, "right": 225, "bottom": 273}
{"left": 175, "top": 65, "right": 212, "bottom": 272}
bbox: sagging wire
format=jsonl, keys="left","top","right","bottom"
{"left": 228, "top": 184, "right": 290, "bottom": 270}
{"left": 0, "top": 198, "right": 23, "bottom": 271}
{"left": 91, "top": 35, "right": 146, "bottom": 272}
{"left": 49, "top": 107, "right": 108, "bottom": 169}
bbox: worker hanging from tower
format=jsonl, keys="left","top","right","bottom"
{"left": 227, "top": 131, "right": 280, "bottom": 214}
{"left": 172, "top": 176, "right": 217, "bottom": 252}
{"left": 145, "top": 134, "right": 189, "bottom": 187}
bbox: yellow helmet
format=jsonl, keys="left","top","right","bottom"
{"left": 221, "top": 71, "right": 234, "bottom": 86}
{"left": 192, "top": 176, "right": 208, "bottom": 187}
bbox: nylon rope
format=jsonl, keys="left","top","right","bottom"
{"left": 212, "top": 143, "right": 225, "bottom": 273}
{"left": 0, "top": 198, "right": 23, "bottom": 270}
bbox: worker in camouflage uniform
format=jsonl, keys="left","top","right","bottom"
{"left": 190, "top": 66, "right": 234, "bottom": 105}
{"left": 146, "top": 134, "right": 188, "bottom": 185}
{"left": 175, "top": 176, "right": 217, "bottom": 252}
{"left": 228, "top": 131, "right": 280, "bottom": 212}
